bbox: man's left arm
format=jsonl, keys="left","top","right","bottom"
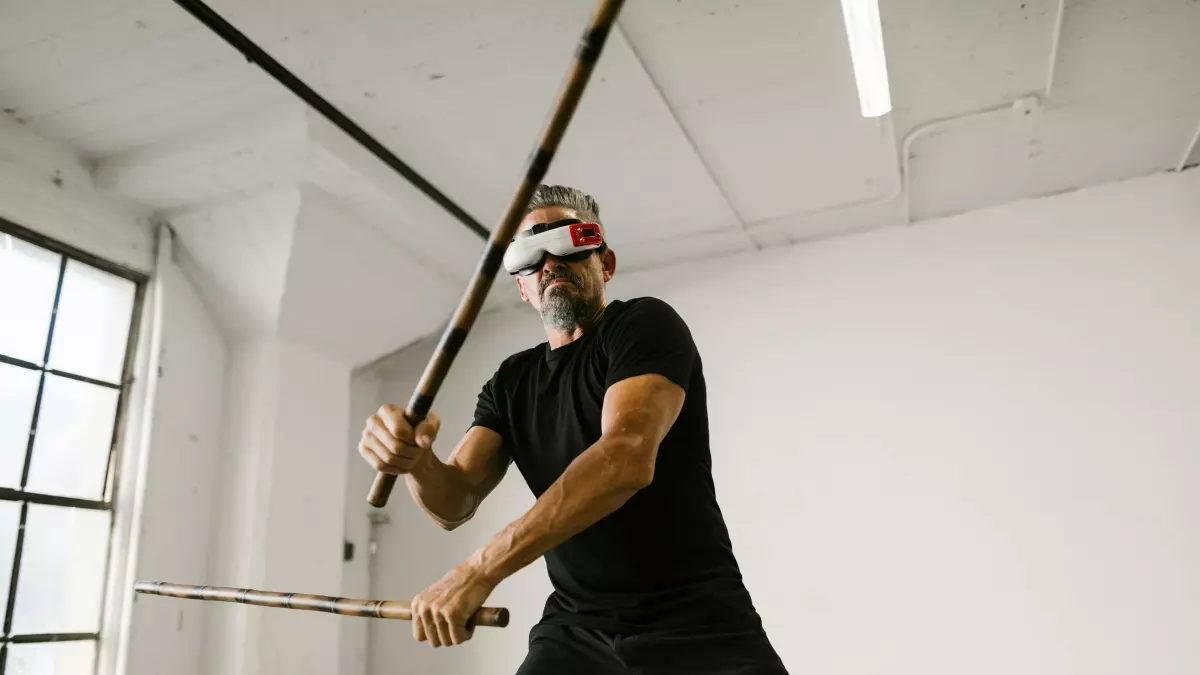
{"left": 409, "top": 371, "right": 685, "bottom": 647}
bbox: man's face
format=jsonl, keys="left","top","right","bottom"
{"left": 514, "top": 206, "right": 616, "bottom": 331}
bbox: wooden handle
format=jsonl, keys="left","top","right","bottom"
{"left": 367, "top": 0, "right": 627, "bottom": 508}
{"left": 467, "top": 606, "right": 511, "bottom": 629}
{"left": 367, "top": 407, "right": 426, "bottom": 507}
{"left": 134, "top": 580, "right": 510, "bottom": 628}
{"left": 368, "top": 473, "right": 398, "bottom": 508}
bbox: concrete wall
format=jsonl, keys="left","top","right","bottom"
{"left": 363, "top": 170, "right": 1200, "bottom": 675}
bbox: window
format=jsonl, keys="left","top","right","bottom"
{"left": 0, "top": 220, "right": 145, "bottom": 675}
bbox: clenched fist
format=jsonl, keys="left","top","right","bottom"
{"left": 410, "top": 560, "right": 496, "bottom": 647}
{"left": 359, "top": 404, "right": 442, "bottom": 475}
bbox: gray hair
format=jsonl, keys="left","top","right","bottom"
{"left": 526, "top": 185, "right": 602, "bottom": 226}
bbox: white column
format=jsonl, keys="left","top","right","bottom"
{"left": 206, "top": 339, "right": 351, "bottom": 675}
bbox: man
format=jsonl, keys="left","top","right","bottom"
{"left": 358, "top": 185, "right": 787, "bottom": 674}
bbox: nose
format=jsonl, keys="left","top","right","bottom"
{"left": 540, "top": 255, "right": 569, "bottom": 275}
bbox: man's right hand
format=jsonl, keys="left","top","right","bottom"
{"left": 359, "top": 404, "right": 442, "bottom": 475}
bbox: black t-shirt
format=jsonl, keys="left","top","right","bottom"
{"left": 472, "top": 296, "right": 757, "bottom": 633}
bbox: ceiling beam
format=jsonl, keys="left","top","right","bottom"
{"left": 1178, "top": 118, "right": 1200, "bottom": 172}
{"left": 171, "top": 0, "right": 489, "bottom": 240}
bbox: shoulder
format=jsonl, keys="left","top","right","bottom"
{"left": 605, "top": 296, "right": 688, "bottom": 325}
{"left": 603, "top": 296, "right": 693, "bottom": 336}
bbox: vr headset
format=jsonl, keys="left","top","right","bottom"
{"left": 503, "top": 218, "right": 607, "bottom": 276}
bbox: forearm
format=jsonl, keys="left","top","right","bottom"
{"left": 405, "top": 451, "right": 480, "bottom": 529}
{"left": 467, "top": 435, "right": 653, "bottom": 584}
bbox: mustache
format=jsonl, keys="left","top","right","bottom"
{"left": 539, "top": 269, "right": 583, "bottom": 296}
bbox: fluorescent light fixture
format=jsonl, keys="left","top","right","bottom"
{"left": 838, "top": 0, "right": 892, "bottom": 118}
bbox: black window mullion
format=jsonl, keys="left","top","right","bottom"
{"left": 4, "top": 632, "right": 99, "bottom": 644}
{"left": 2, "top": 502, "right": 29, "bottom": 643}
{"left": 92, "top": 281, "right": 146, "bottom": 668}
{"left": 0, "top": 488, "right": 108, "bottom": 511}
{"left": 44, "top": 369, "right": 121, "bottom": 390}
{"left": 0, "top": 354, "right": 40, "bottom": 373}
{"left": 3, "top": 256, "right": 66, "bottom": 660}
{"left": 18, "top": 255, "right": 66, "bottom": 491}
{"left": 0, "top": 343, "right": 122, "bottom": 392}
{"left": 100, "top": 280, "right": 143, "bottom": 503}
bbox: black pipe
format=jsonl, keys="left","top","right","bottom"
{"left": 172, "top": 0, "right": 489, "bottom": 240}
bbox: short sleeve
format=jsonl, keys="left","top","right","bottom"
{"left": 471, "top": 371, "right": 508, "bottom": 438}
{"left": 603, "top": 298, "right": 698, "bottom": 393}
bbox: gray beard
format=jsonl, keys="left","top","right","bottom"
{"left": 540, "top": 286, "right": 591, "bottom": 331}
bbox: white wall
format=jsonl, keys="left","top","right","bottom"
{"left": 365, "top": 170, "right": 1200, "bottom": 675}
{"left": 114, "top": 230, "right": 228, "bottom": 675}
{"left": 205, "top": 338, "right": 354, "bottom": 675}
{"left": 0, "top": 113, "right": 154, "bottom": 273}
{"left": 169, "top": 188, "right": 301, "bottom": 340}
{"left": 340, "top": 370, "right": 382, "bottom": 675}
{"left": 204, "top": 339, "right": 279, "bottom": 675}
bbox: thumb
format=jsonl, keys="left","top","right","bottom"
{"left": 415, "top": 412, "right": 441, "bottom": 449}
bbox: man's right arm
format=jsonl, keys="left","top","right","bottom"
{"left": 359, "top": 404, "right": 508, "bottom": 530}
{"left": 405, "top": 425, "right": 507, "bottom": 530}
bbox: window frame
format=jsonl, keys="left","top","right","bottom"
{"left": 0, "top": 217, "right": 148, "bottom": 675}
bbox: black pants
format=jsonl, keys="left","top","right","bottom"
{"left": 516, "top": 617, "right": 789, "bottom": 675}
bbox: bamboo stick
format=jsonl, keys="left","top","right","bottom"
{"left": 134, "top": 581, "right": 510, "bottom": 628}
{"left": 368, "top": 0, "right": 628, "bottom": 507}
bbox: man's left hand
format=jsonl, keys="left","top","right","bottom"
{"left": 411, "top": 560, "right": 497, "bottom": 647}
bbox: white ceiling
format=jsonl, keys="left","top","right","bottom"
{"left": 2, "top": 0, "right": 1198, "bottom": 344}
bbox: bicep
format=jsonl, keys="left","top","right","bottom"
{"left": 601, "top": 373, "right": 686, "bottom": 450}
{"left": 446, "top": 425, "right": 509, "bottom": 501}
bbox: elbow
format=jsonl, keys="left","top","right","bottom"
{"left": 426, "top": 499, "right": 478, "bottom": 531}
{"left": 628, "top": 465, "right": 654, "bottom": 491}
{"left": 434, "top": 514, "right": 463, "bottom": 531}
{"left": 432, "top": 512, "right": 472, "bottom": 531}
{"left": 612, "top": 437, "right": 657, "bottom": 491}
{"left": 628, "top": 453, "right": 655, "bottom": 490}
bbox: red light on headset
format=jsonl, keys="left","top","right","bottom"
{"left": 570, "top": 223, "right": 603, "bottom": 247}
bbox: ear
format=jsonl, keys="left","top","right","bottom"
{"left": 515, "top": 275, "right": 531, "bottom": 304}
{"left": 600, "top": 248, "right": 617, "bottom": 282}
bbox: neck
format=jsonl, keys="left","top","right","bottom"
{"left": 545, "top": 301, "right": 606, "bottom": 349}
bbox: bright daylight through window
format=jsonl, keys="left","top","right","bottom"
{"left": 0, "top": 221, "right": 143, "bottom": 675}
